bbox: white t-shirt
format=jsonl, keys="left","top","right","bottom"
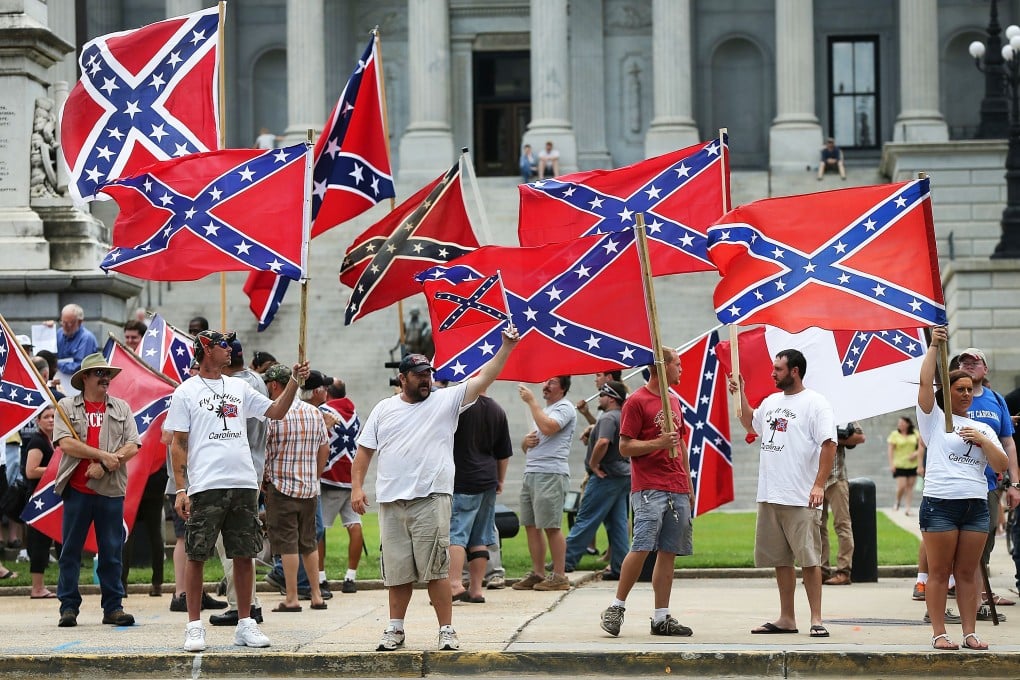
{"left": 752, "top": 388, "right": 836, "bottom": 506}
{"left": 164, "top": 374, "right": 274, "bottom": 494}
{"left": 523, "top": 397, "right": 576, "bottom": 475}
{"left": 917, "top": 403, "right": 1003, "bottom": 500}
{"left": 357, "top": 382, "right": 471, "bottom": 503}
{"left": 254, "top": 132, "right": 276, "bottom": 150}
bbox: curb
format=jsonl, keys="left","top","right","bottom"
{"left": 6, "top": 649, "right": 1020, "bottom": 678}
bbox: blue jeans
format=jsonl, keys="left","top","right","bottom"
{"left": 58, "top": 488, "right": 125, "bottom": 615}
{"left": 270, "top": 497, "right": 325, "bottom": 589}
{"left": 5, "top": 442, "right": 22, "bottom": 485}
{"left": 563, "top": 475, "right": 631, "bottom": 575}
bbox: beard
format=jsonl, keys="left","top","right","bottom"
{"left": 775, "top": 375, "right": 794, "bottom": 390}
{"left": 404, "top": 382, "right": 431, "bottom": 403}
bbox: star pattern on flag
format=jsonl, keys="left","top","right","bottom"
{"left": 65, "top": 9, "right": 220, "bottom": 201}
{"left": 709, "top": 180, "right": 945, "bottom": 327}
{"left": 138, "top": 313, "right": 194, "bottom": 383}
{"left": 837, "top": 329, "right": 925, "bottom": 376}
{"left": 419, "top": 231, "right": 654, "bottom": 380}
{"left": 100, "top": 146, "right": 306, "bottom": 280}
{"left": 340, "top": 163, "right": 474, "bottom": 325}
{"left": 433, "top": 274, "right": 508, "bottom": 331}
{"left": 522, "top": 138, "right": 724, "bottom": 269}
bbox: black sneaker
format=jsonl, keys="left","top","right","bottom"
{"left": 58, "top": 610, "right": 78, "bottom": 628}
{"left": 650, "top": 615, "right": 693, "bottom": 637}
{"left": 341, "top": 579, "right": 357, "bottom": 594}
{"left": 209, "top": 606, "right": 263, "bottom": 626}
{"left": 264, "top": 571, "right": 286, "bottom": 593}
{"left": 201, "top": 592, "right": 227, "bottom": 610}
{"left": 102, "top": 609, "right": 135, "bottom": 626}
{"left": 169, "top": 593, "right": 188, "bottom": 612}
{"left": 319, "top": 581, "right": 333, "bottom": 600}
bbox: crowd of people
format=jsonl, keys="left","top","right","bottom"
{"left": 6, "top": 304, "right": 1020, "bottom": 653}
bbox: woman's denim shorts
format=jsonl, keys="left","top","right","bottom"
{"left": 919, "top": 496, "right": 989, "bottom": 533}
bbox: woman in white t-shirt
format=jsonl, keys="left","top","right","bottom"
{"left": 918, "top": 327, "right": 1007, "bottom": 651}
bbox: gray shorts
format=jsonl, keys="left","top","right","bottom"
{"left": 754, "top": 502, "right": 822, "bottom": 568}
{"left": 379, "top": 494, "right": 451, "bottom": 586}
{"left": 630, "top": 490, "right": 693, "bottom": 555}
{"left": 320, "top": 485, "right": 361, "bottom": 528}
{"left": 519, "top": 472, "right": 569, "bottom": 529}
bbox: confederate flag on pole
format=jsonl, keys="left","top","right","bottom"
{"left": 138, "top": 313, "right": 194, "bottom": 383}
{"left": 22, "top": 338, "right": 177, "bottom": 551}
{"left": 98, "top": 144, "right": 312, "bottom": 281}
{"left": 674, "top": 329, "right": 733, "bottom": 516}
{"left": 0, "top": 315, "right": 50, "bottom": 441}
{"left": 518, "top": 137, "right": 729, "bottom": 276}
{"left": 61, "top": 7, "right": 221, "bottom": 204}
{"left": 243, "top": 31, "right": 395, "bottom": 331}
{"left": 706, "top": 178, "right": 947, "bottom": 332}
{"left": 415, "top": 230, "right": 654, "bottom": 382}
{"left": 715, "top": 325, "right": 926, "bottom": 424}
{"left": 339, "top": 159, "right": 479, "bottom": 325}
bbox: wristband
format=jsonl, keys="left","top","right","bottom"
{"left": 175, "top": 489, "right": 187, "bottom": 495}
{"left": 99, "top": 462, "right": 110, "bottom": 473}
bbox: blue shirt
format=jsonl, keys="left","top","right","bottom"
{"left": 56, "top": 325, "right": 99, "bottom": 374}
{"left": 968, "top": 387, "right": 1014, "bottom": 490}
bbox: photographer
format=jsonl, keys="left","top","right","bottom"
{"left": 820, "top": 422, "right": 865, "bottom": 586}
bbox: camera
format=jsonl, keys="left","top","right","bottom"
{"left": 837, "top": 422, "right": 859, "bottom": 448}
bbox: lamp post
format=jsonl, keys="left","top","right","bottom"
{"left": 970, "top": 23, "right": 1020, "bottom": 258}
{"left": 975, "top": 0, "right": 1010, "bottom": 139}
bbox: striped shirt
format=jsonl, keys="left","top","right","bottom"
{"left": 265, "top": 399, "right": 329, "bottom": 498}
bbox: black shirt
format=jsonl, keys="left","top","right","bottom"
{"left": 21, "top": 432, "right": 54, "bottom": 494}
{"left": 452, "top": 395, "right": 513, "bottom": 494}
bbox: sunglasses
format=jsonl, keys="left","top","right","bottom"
{"left": 90, "top": 368, "right": 113, "bottom": 378}
{"left": 198, "top": 332, "right": 235, "bottom": 349}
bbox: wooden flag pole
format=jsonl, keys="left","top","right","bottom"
{"left": 217, "top": 1, "right": 228, "bottom": 333}
{"left": 634, "top": 213, "right": 677, "bottom": 458}
{"left": 461, "top": 147, "right": 493, "bottom": 245}
{"left": 296, "top": 128, "right": 315, "bottom": 381}
{"left": 372, "top": 27, "right": 406, "bottom": 355}
{"left": 719, "top": 127, "right": 731, "bottom": 212}
{"left": 729, "top": 324, "right": 742, "bottom": 418}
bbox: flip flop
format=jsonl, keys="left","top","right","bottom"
{"left": 452, "top": 592, "right": 485, "bottom": 604}
{"left": 272, "top": 603, "right": 302, "bottom": 613}
{"left": 310, "top": 602, "right": 328, "bottom": 610}
{"left": 809, "top": 624, "right": 830, "bottom": 638}
{"left": 0, "top": 570, "right": 18, "bottom": 580}
{"left": 751, "top": 622, "right": 798, "bottom": 634}
{"left": 30, "top": 591, "right": 56, "bottom": 599}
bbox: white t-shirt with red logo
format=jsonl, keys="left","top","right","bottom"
{"left": 751, "top": 388, "right": 836, "bottom": 506}
{"left": 164, "top": 374, "right": 274, "bottom": 494}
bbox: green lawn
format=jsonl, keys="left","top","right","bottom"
{"left": 8, "top": 511, "right": 920, "bottom": 588}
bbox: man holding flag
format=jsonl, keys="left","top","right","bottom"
{"left": 729, "top": 349, "right": 837, "bottom": 638}
{"left": 53, "top": 353, "right": 140, "bottom": 629}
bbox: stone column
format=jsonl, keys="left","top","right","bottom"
{"left": 893, "top": 0, "right": 949, "bottom": 142}
{"left": 0, "top": 0, "right": 70, "bottom": 271}
{"left": 571, "top": 0, "right": 611, "bottom": 169}
{"left": 397, "top": 0, "right": 455, "bottom": 183}
{"left": 522, "top": 0, "right": 576, "bottom": 174}
{"left": 281, "top": 0, "right": 326, "bottom": 145}
{"left": 166, "top": 0, "right": 206, "bottom": 16}
{"left": 768, "top": 0, "right": 823, "bottom": 172}
{"left": 450, "top": 34, "right": 473, "bottom": 164}
{"left": 644, "top": 0, "right": 699, "bottom": 157}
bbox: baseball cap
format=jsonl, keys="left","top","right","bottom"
{"left": 194, "top": 330, "right": 235, "bottom": 352}
{"left": 304, "top": 370, "right": 334, "bottom": 390}
{"left": 599, "top": 380, "right": 628, "bottom": 403}
{"left": 263, "top": 363, "right": 292, "bottom": 384}
{"left": 15, "top": 334, "right": 32, "bottom": 348}
{"left": 959, "top": 347, "right": 987, "bottom": 365}
{"left": 229, "top": 338, "right": 244, "bottom": 362}
{"left": 398, "top": 353, "right": 433, "bottom": 374}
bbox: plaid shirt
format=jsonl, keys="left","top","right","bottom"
{"left": 265, "top": 399, "right": 329, "bottom": 498}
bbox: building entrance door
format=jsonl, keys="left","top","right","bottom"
{"left": 473, "top": 51, "right": 530, "bottom": 176}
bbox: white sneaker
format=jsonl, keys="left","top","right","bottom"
{"left": 15, "top": 549, "right": 28, "bottom": 563}
{"left": 183, "top": 622, "right": 206, "bottom": 652}
{"left": 438, "top": 627, "right": 460, "bottom": 651}
{"left": 234, "top": 617, "right": 270, "bottom": 647}
{"left": 377, "top": 627, "right": 405, "bottom": 651}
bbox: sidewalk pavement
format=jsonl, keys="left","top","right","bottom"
{"left": 3, "top": 510, "right": 1020, "bottom": 678}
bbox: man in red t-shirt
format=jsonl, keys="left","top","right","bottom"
{"left": 599, "top": 347, "right": 694, "bottom": 638}
{"left": 52, "top": 353, "right": 141, "bottom": 629}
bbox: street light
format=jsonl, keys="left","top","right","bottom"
{"left": 970, "top": 23, "right": 1020, "bottom": 258}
